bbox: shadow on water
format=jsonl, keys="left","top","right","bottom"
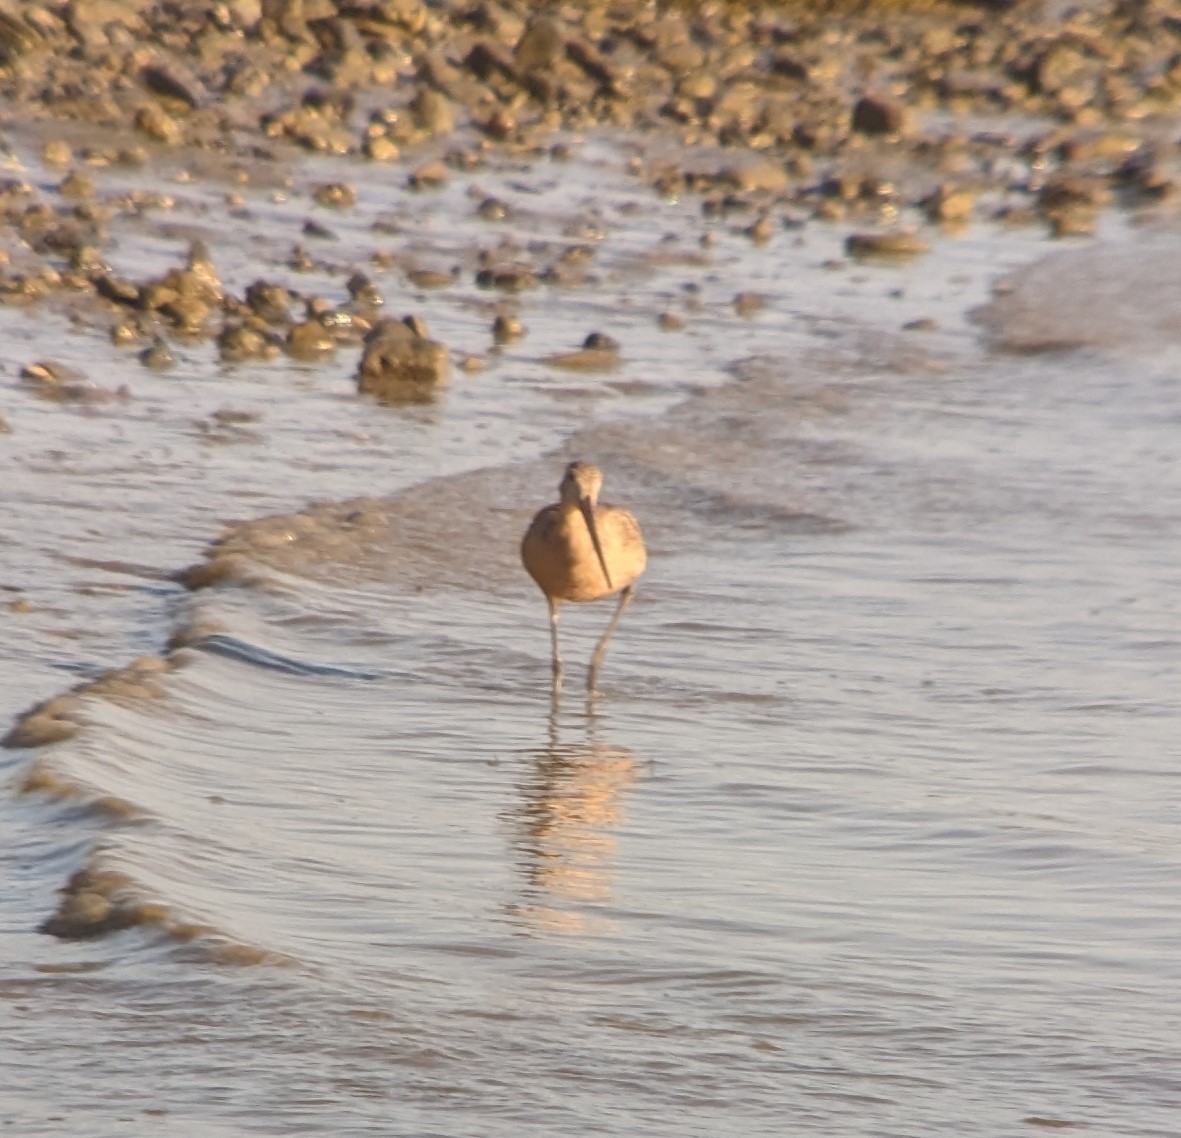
{"left": 503, "top": 700, "right": 642, "bottom": 937}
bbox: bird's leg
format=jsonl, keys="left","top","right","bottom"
{"left": 587, "top": 585, "right": 634, "bottom": 695}
{"left": 547, "top": 596, "right": 564, "bottom": 694}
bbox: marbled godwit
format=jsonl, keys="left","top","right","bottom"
{"left": 521, "top": 462, "right": 646, "bottom": 693}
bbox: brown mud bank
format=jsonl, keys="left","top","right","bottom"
{"left": 0, "top": 0, "right": 1178, "bottom": 384}
{"left": 3, "top": 1, "right": 1179, "bottom": 165}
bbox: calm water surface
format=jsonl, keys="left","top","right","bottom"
{"left": 2, "top": 137, "right": 1180, "bottom": 1136}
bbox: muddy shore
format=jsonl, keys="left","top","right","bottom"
{"left": 0, "top": 0, "right": 1178, "bottom": 391}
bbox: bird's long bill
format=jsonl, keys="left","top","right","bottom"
{"left": 579, "top": 497, "right": 613, "bottom": 589}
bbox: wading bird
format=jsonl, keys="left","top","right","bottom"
{"left": 521, "top": 461, "right": 646, "bottom": 694}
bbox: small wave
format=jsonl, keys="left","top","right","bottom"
{"left": 2, "top": 655, "right": 175, "bottom": 750}
{"left": 4, "top": 637, "right": 309, "bottom": 964}
{"left": 38, "top": 855, "right": 295, "bottom": 967}
{"left": 190, "top": 633, "right": 382, "bottom": 681}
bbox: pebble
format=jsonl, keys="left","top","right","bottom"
{"left": 733, "top": 292, "right": 766, "bottom": 318}
{"left": 312, "top": 182, "right": 356, "bottom": 208}
{"left": 492, "top": 314, "right": 525, "bottom": 343}
{"left": 356, "top": 318, "right": 451, "bottom": 402}
{"left": 845, "top": 231, "right": 931, "bottom": 260}
{"left": 139, "top": 339, "right": 175, "bottom": 370}
{"left": 286, "top": 320, "right": 337, "bottom": 358}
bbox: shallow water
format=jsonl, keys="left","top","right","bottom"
{"left": 2, "top": 134, "right": 1180, "bottom": 1136}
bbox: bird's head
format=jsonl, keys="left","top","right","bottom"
{"left": 559, "top": 461, "right": 611, "bottom": 588}
{"left": 559, "top": 461, "right": 603, "bottom": 508}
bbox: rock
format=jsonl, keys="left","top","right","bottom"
{"left": 464, "top": 40, "right": 520, "bottom": 84}
{"left": 658, "top": 39, "right": 704, "bottom": 74}
{"left": 42, "top": 138, "right": 72, "bottom": 166}
{"left": 405, "top": 267, "right": 455, "bottom": 289}
{"left": 356, "top": 318, "right": 450, "bottom": 401}
{"left": 219, "top": 324, "right": 278, "bottom": 361}
{"left": 95, "top": 274, "right": 141, "bottom": 306}
{"left": 160, "top": 294, "right": 211, "bottom": 334}
{"left": 399, "top": 314, "right": 431, "bottom": 339}
{"left": 21, "top": 359, "right": 84, "bottom": 384}
{"left": 677, "top": 72, "right": 716, "bottom": 100}
{"left": 286, "top": 319, "right": 336, "bottom": 357}
{"left": 1031, "top": 42, "right": 1091, "bottom": 96}
{"left": 566, "top": 36, "right": 617, "bottom": 91}
{"left": 769, "top": 51, "right": 809, "bottom": 82}
{"left": 582, "top": 332, "right": 618, "bottom": 352}
{"left": 415, "top": 49, "right": 489, "bottom": 109}
{"left": 139, "top": 338, "right": 175, "bottom": 370}
{"left": 185, "top": 243, "right": 221, "bottom": 294}
{"left": 211, "top": 409, "right": 261, "bottom": 426}
{"left": 346, "top": 271, "right": 383, "bottom": 307}
{"left": 364, "top": 136, "right": 401, "bottom": 162}
{"left": 924, "top": 185, "right": 975, "bottom": 223}
{"left": 480, "top": 108, "right": 516, "bottom": 141}
{"left": 317, "top": 307, "right": 369, "bottom": 344}
{"left": 542, "top": 332, "right": 620, "bottom": 371}
{"left": 110, "top": 321, "right": 140, "bottom": 346}
{"left": 263, "top": 102, "right": 352, "bottom": 153}
{"left": 365, "top": 0, "right": 425, "bottom": 34}
{"left": 135, "top": 103, "right": 183, "bottom": 145}
{"left": 138, "top": 283, "right": 177, "bottom": 314}
{"left": 287, "top": 245, "right": 315, "bottom": 272}
{"left": 408, "top": 162, "right": 449, "bottom": 190}
{"left": 475, "top": 263, "right": 537, "bottom": 291}
{"left": 70, "top": 245, "right": 106, "bottom": 273}
{"left": 312, "top": 181, "right": 356, "bottom": 207}
{"left": 1038, "top": 175, "right": 1108, "bottom": 237}
{"left": 477, "top": 196, "right": 510, "bottom": 221}
{"left": 733, "top": 292, "right": 766, "bottom": 318}
{"left": 0, "top": 7, "right": 44, "bottom": 62}
{"left": 1038, "top": 175, "right": 1109, "bottom": 214}
{"left": 851, "top": 95, "right": 908, "bottom": 137}
{"left": 57, "top": 170, "right": 94, "bottom": 199}
{"left": 66, "top": 0, "right": 145, "bottom": 48}
{"left": 721, "top": 159, "right": 788, "bottom": 194}
{"left": 259, "top": 0, "right": 315, "bottom": 42}
{"left": 845, "top": 231, "right": 930, "bottom": 260}
{"left": 40, "top": 887, "right": 115, "bottom": 938}
{"left": 1113, "top": 150, "right": 1174, "bottom": 200}
{"left": 410, "top": 87, "right": 453, "bottom": 136}
{"left": 20, "top": 359, "right": 129, "bottom": 403}
{"left": 309, "top": 17, "right": 373, "bottom": 86}
{"left": 745, "top": 215, "right": 775, "bottom": 244}
{"left": 515, "top": 17, "right": 564, "bottom": 72}
{"left": 141, "top": 62, "right": 205, "bottom": 110}
{"left": 38, "top": 868, "right": 145, "bottom": 939}
{"left": 492, "top": 313, "right": 524, "bottom": 343}
{"left": 1047, "top": 207, "right": 1097, "bottom": 238}
{"left": 244, "top": 280, "right": 291, "bottom": 323}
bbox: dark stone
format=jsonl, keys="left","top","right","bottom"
{"left": 851, "top": 95, "right": 907, "bottom": 136}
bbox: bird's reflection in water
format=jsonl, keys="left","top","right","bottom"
{"left": 505, "top": 708, "right": 638, "bottom": 935}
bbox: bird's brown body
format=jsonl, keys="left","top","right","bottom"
{"left": 521, "top": 462, "right": 646, "bottom": 693}
{"left": 522, "top": 501, "right": 645, "bottom": 603}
